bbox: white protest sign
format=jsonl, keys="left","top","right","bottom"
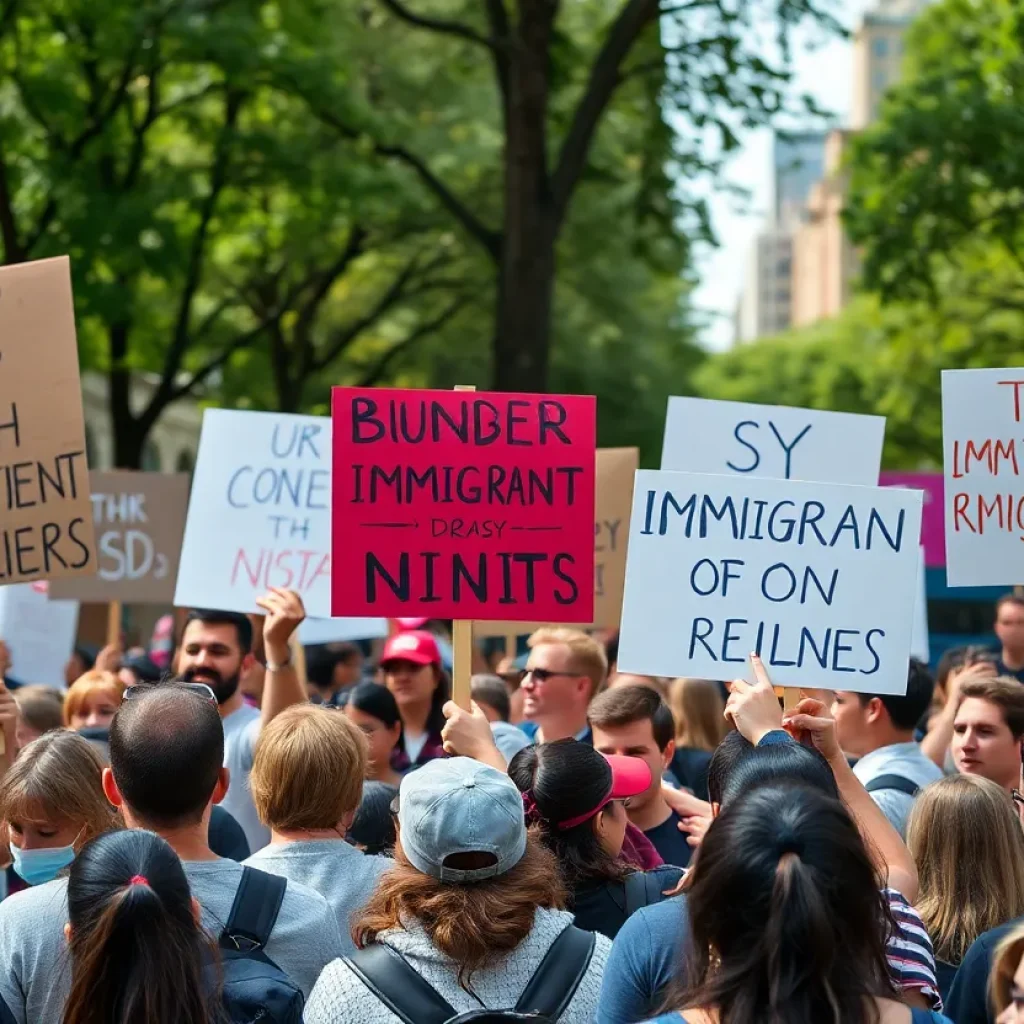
{"left": 911, "top": 547, "right": 929, "bottom": 664}
{"left": 942, "top": 368, "right": 1024, "bottom": 586}
{"left": 661, "top": 397, "right": 885, "bottom": 484}
{"left": 175, "top": 410, "right": 334, "bottom": 616}
{"left": 617, "top": 470, "right": 923, "bottom": 694}
{"left": 299, "top": 617, "right": 389, "bottom": 646}
{"left": 0, "top": 583, "right": 78, "bottom": 687}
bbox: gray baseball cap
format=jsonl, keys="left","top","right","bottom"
{"left": 398, "top": 757, "right": 528, "bottom": 883}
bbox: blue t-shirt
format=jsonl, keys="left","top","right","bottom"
{"left": 518, "top": 721, "right": 592, "bottom": 745}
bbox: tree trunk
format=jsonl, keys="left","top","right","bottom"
{"left": 109, "top": 321, "right": 145, "bottom": 469}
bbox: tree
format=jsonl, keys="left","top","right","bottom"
{"left": 301, "top": 0, "right": 844, "bottom": 392}
{"left": 844, "top": 0, "right": 1024, "bottom": 320}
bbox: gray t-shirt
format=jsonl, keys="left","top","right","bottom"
{"left": 222, "top": 703, "right": 270, "bottom": 853}
{"left": 0, "top": 858, "right": 344, "bottom": 1023}
{"left": 245, "top": 839, "right": 392, "bottom": 951}
{"left": 852, "top": 741, "right": 945, "bottom": 838}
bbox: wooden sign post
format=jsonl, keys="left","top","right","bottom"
{"left": 450, "top": 385, "right": 477, "bottom": 709}
{"left": 107, "top": 600, "right": 122, "bottom": 648}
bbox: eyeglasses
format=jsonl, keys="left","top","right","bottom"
{"left": 524, "top": 667, "right": 588, "bottom": 684}
{"left": 122, "top": 682, "right": 218, "bottom": 705}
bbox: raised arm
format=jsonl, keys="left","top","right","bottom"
{"left": 257, "top": 588, "right": 308, "bottom": 725}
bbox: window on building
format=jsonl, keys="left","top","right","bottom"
{"left": 873, "top": 69, "right": 888, "bottom": 92}
{"left": 873, "top": 37, "right": 889, "bottom": 58}
{"left": 141, "top": 440, "right": 162, "bottom": 472}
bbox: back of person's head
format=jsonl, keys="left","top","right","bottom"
{"left": 250, "top": 704, "right": 367, "bottom": 832}
{"left": 707, "top": 731, "right": 838, "bottom": 807}
{"left": 63, "top": 830, "right": 214, "bottom": 1024}
{"left": 0, "top": 730, "right": 117, "bottom": 846}
{"left": 856, "top": 659, "right": 935, "bottom": 732}
{"left": 470, "top": 674, "right": 511, "bottom": 722}
{"left": 958, "top": 676, "right": 1024, "bottom": 738}
{"left": 668, "top": 678, "right": 727, "bottom": 751}
{"left": 991, "top": 921, "right": 1024, "bottom": 1019}
{"left": 355, "top": 758, "right": 564, "bottom": 984}
{"left": 14, "top": 685, "right": 64, "bottom": 739}
{"left": 183, "top": 609, "right": 253, "bottom": 654}
{"left": 109, "top": 685, "right": 225, "bottom": 829}
{"left": 63, "top": 672, "right": 125, "bottom": 727}
{"left": 909, "top": 774, "right": 1024, "bottom": 966}
{"left": 348, "top": 681, "right": 401, "bottom": 727}
{"left": 527, "top": 627, "right": 608, "bottom": 697}
{"left": 588, "top": 683, "right": 675, "bottom": 752}
{"left": 508, "top": 739, "right": 626, "bottom": 884}
{"left": 306, "top": 643, "right": 361, "bottom": 691}
{"left": 348, "top": 781, "right": 398, "bottom": 855}
{"left": 677, "top": 782, "right": 893, "bottom": 1023}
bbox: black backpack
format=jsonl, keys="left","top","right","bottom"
{"left": 216, "top": 867, "right": 305, "bottom": 1024}
{"left": 865, "top": 774, "right": 920, "bottom": 798}
{"left": 345, "top": 923, "right": 596, "bottom": 1023}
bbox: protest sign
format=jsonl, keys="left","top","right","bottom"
{"left": 174, "top": 410, "right": 333, "bottom": 616}
{"left": 911, "top": 547, "right": 929, "bottom": 664}
{"left": 49, "top": 472, "right": 190, "bottom": 603}
{"left": 0, "top": 257, "right": 96, "bottom": 585}
{"left": 881, "top": 471, "right": 945, "bottom": 568}
{"left": 661, "top": 397, "right": 885, "bottom": 485}
{"left": 0, "top": 582, "right": 78, "bottom": 687}
{"left": 299, "top": 616, "right": 390, "bottom": 646}
{"left": 330, "top": 387, "right": 597, "bottom": 622}
{"left": 617, "top": 470, "right": 923, "bottom": 694}
{"left": 476, "top": 446, "right": 639, "bottom": 637}
{"left": 942, "top": 368, "right": 1024, "bottom": 586}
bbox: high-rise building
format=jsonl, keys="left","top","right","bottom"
{"left": 737, "top": 229, "right": 793, "bottom": 342}
{"left": 851, "top": 0, "right": 931, "bottom": 128}
{"left": 775, "top": 132, "right": 827, "bottom": 230}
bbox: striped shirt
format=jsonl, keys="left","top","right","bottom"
{"left": 886, "top": 888, "right": 942, "bottom": 1011}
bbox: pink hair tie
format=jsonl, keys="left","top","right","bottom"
{"left": 129, "top": 874, "right": 149, "bottom": 887}
{"left": 521, "top": 791, "right": 541, "bottom": 824}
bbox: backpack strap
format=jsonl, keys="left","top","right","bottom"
{"left": 865, "top": 774, "right": 920, "bottom": 798}
{"left": 345, "top": 943, "right": 456, "bottom": 1024}
{"left": 219, "top": 866, "right": 287, "bottom": 955}
{"left": 623, "top": 870, "right": 652, "bottom": 917}
{"left": 515, "top": 924, "right": 596, "bottom": 1019}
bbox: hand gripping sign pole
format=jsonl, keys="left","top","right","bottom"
{"left": 450, "top": 385, "right": 476, "bottom": 710}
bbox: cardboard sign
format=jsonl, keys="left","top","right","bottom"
{"left": 0, "top": 582, "right": 78, "bottom": 687}
{"left": 617, "top": 470, "right": 922, "bottom": 694}
{"left": 299, "top": 616, "right": 390, "bottom": 646}
{"left": 49, "top": 472, "right": 190, "bottom": 603}
{"left": 661, "top": 397, "right": 885, "bottom": 484}
{"left": 0, "top": 257, "right": 96, "bottom": 585}
{"left": 174, "top": 410, "right": 334, "bottom": 616}
{"left": 942, "top": 368, "right": 1024, "bottom": 586}
{"left": 476, "top": 446, "right": 639, "bottom": 636}
{"left": 330, "top": 387, "right": 597, "bottom": 621}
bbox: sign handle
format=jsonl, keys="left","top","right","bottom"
{"left": 505, "top": 630, "right": 518, "bottom": 659}
{"left": 783, "top": 687, "right": 801, "bottom": 713}
{"left": 450, "top": 383, "right": 477, "bottom": 710}
{"left": 107, "top": 600, "right": 122, "bottom": 649}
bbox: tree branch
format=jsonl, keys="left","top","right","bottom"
{"left": 0, "top": 144, "right": 23, "bottom": 262}
{"left": 483, "top": 0, "right": 511, "bottom": 104}
{"left": 550, "top": 0, "right": 660, "bottom": 225}
{"left": 376, "top": 0, "right": 494, "bottom": 48}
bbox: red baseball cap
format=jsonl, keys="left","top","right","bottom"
{"left": 557, "top": 754, "right": 653, "bottom": 830}
{"left": 396, "top": 617, "right": 429, "bottom": 629}
{"left": 381, "top": 630, "right": 442, "bottom": 668}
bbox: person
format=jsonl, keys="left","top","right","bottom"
{"left": 989, "top": 923, "right": 1024, "bottom": 1023}
{"left": 307, "top": 643, "right": 364, "bottom": 706}
{"left": 665, "top": 678, "right": 723, "bottom": 799}
{"left": 345, "top": 682, "right": 404, "bottom": 787}
{"left": 63, "top": 671, "right": 125, "bottom": 731}
{"left": 609, "top": 674, "right": 670, "bottom": 699}
{"left": 347, "top": 781, "right": 398, "bottom": 856}
{"left": 946, "top": 917, "right": 1024, "bottom": 1024}
{"left": 995, "top": 593, "right": 1024, "bottom": 684}
{"left": 12, "top": 686, "right": 63, "bottom": 748}
{"left": 245, "top": 704, "right": 391, "bottom": 948}
{"left": 379, "top": 630, "right": 449, "bottom": 772}
{"left": 952, "top": 676, "right": 1024, "bottom": 792}
{"left": 303, "top": 757, "right": 610, "bottom": 1023}
{"left": 831, "top": 660, "right": 944, "bottom": 837}
{"left": 640, "top": 782, "right": 952, "bottom": 1024}
{"left": 589, "top": 685, "right": 693, "bottom": 867}
{"left": 0, "top": 684, "right": 342, "bottom": 1023}
{"left": 0, "top": 730, "right": 118, "bottom": 887}
{"left": 62, "top": 829, "right": 218, "bottom": 1024}
{"left": 922, "top": 648, "right": 999, "bottom": 769}
{"left": 62, "top": 647, "right": 96, "bottom": 689}
{"left": 176, "top": 589, "right": 309, "bottom": 851}
{"left": 117, "top": 650, "right": 162, "bottom": 688}
{"left": 494, "top": 653, "right": 526, "bottom": 724}
{"left": 907, "top": 774, "right": 1024, "bottom": 1002}
{"left": 508, "top": 738, "right": 682, "bottom": 939}
{"left": 519, "top": 627, "right": 607, "bottom": 744}
{"left": 472, "top": 673, "right": 533, "bottom": 763}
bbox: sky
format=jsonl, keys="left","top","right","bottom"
{"left": 686, "top": 0, "right": 873, "bottom": 351}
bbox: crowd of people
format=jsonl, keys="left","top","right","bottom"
{"left": 1, "top": 588, "right": 1024, "bottom": 1022}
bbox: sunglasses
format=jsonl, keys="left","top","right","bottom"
{"left": 524, "top": 667, "right": 587, "bottom": 684}
{"left": 122, "top": 682, "right": 218, "bottom": 705}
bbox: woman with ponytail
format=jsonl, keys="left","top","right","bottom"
{"left": 62, "top": 829, "right": 219, "bottom": 1024}
{"left": 643, "top": 782, "right": 951, "bottom": 1024}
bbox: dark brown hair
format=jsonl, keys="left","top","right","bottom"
{"left": 959, "top": 676, "right": 1024, "bottom": 738}
{"left": 354, "top": 833, "right": 565, "bottom": 985}
{"left": 588, "top": 684, "right": 675, "bottom": 750}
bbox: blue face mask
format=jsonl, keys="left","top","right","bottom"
{"left": 11, "top": 839, "right": 79, "bottom": 886}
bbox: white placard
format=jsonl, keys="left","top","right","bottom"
{"left": 175, "top": 410, "right": 333, "bottom": 616}
{"left": 661, "top": 397, "right": 885, "bottom": 484}
{"left": 299, "top": 617, "right": 389, "bottom": 646}
{"left": 942, "top": 368, "right": 1024, "bottom": 586}
{"left": 911, "top": 547, "right": 929, "bottom": 664}
{"left": 617, "top": 470, "right": 923, "bottom": 694}
{"left": 0, "top": 583, "right": 78, "bottom": 687}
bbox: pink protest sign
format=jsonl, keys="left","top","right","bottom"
{"left": 880, "top": 471, "right": 944, "bottom": 568}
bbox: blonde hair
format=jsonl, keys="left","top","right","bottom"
{"left": 669, "top": 678, "right": 728, "bottom": 751}
{"left": 992, "top": 922, "right": 1024, "bottom": 1016}
{"left": 63, "top": 671, "right": 125, "bottom": 727}
{"left": 527, "top": 628, "right": 607, "bottom": 697}
{"left": 0, "top": 730, "right": 118, "bottom": 841}
{"left": 908, "top": 774, "right": 1024, "bottom": 965}
{"left": 250, "top": 704, "right": 368, "bottom": 831}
